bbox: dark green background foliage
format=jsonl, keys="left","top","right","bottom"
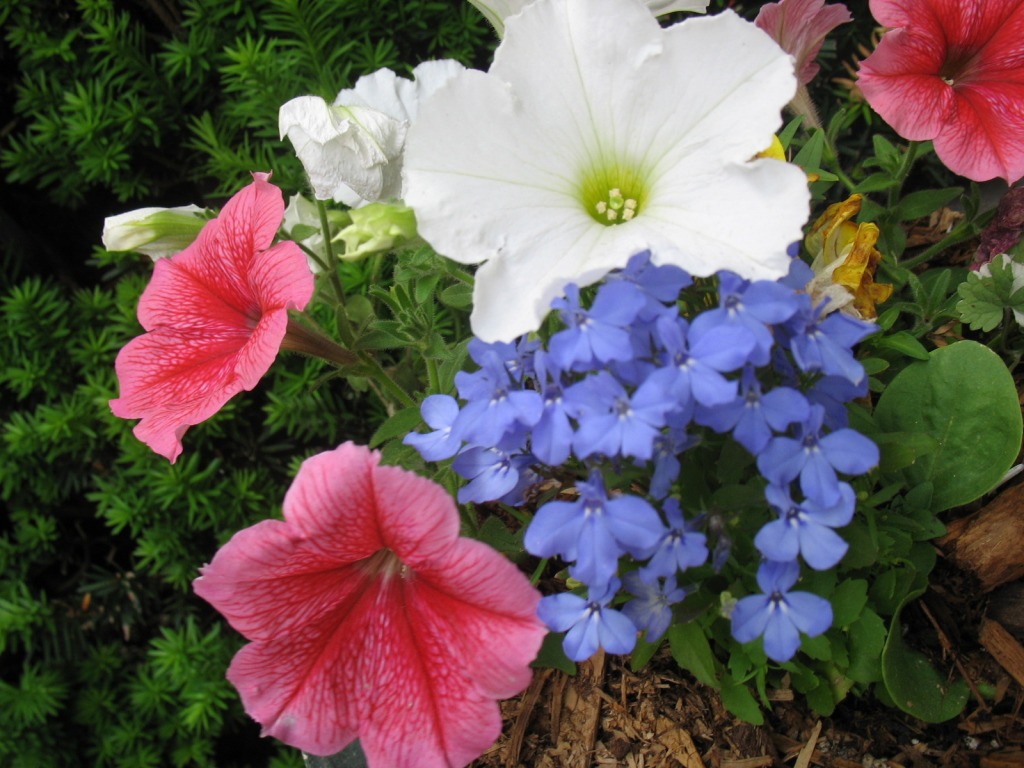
{"left": 1, "top": 0, "right": 493, "bottom": 206}
{"left": 0, "top": 0, "right": 492, "bottom": 765}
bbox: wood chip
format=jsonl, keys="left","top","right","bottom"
{"left": 981, "top": 618, "right": 1024, "bottom": 690}
{"left": 938, "top": 485, "right": 1024, "bottom": 592}
{"left": 794, "top": 721, "right": 822, "bottom": 768}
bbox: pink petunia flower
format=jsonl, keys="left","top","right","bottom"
{"left": 193, "top": 442, "right": 545, "bottom": 766}
{"left": 110, "top": 173, "right": 315, "bottom": 462}
{"left": 755, "top": 0, "right": 852, "bottom": 86}
{"left": 857, "top": 0, "right": 1024, "bottom": 183}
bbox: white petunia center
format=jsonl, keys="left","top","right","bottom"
{"left": 594, "top": 188, "right": 639, "bottom": 223}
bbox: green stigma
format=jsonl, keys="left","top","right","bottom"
{"left": 579, "top": 163, "right": 648, "bottom": 226}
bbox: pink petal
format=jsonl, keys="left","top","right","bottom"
{"left": 755, "top": 0, "right": 852, "bottom": 85}
{"left": 934, "top": 80, "right": 1024, "bottom": 182}
{"left": 193, "top": 443, "right": 545, "bottom": 766}
{"left": 110, "top": 309, "right": 289, "bottom": 461}
{"left": 111, "top": 173, "right": 314, "bottom": 461}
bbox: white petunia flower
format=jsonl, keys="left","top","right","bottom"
{"left": 279, "top": 60, "right": 463, "bottom": 207}
{"left": 404, "top": 0, "right": 810, "bottom": 342}
{"left": 468, "top": 0, "right": 709, "bottom": 36}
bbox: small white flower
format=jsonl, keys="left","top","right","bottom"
{"left": 467, "top": 0, "right": 709, "bottom": 36}
{"left": 404, "top": 0, "right": 809, "bottom": 342}
{"left": 101, "top": 205, "right": 205, "bottom": 260}
{"left": 279, "top": 60, "right": 463, "bottom": 207}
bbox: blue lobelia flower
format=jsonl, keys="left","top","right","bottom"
{"left": 549, "top": 281, "right": 645, "bottom": 372}
{"left": 403, "top": 394, "right": 464, "bottom": 460}
{"left": 622, "top": 571, "right": 689, "bottom": 643}
{"left": 649, "top": 314, "right": 756, "bottom": 409}
{"left": 453, "top": 444, "right": 535, "bottom": 504}
{"left": 607, "top": 251, "right": 692, "bottom": 321}
{"left": 530, "top": 350, "right": 576, "bottom": 466}
{"left": 757, "top": 405, "right": 879, "bottom": 505}
{"left": 565, "top": 371, "right": 674, "bottom": 462}
{"left": 537, "top": 579, "right": 637, "bottom": 661}
{"left": 783, "top": 298, "right": 875, "bottom": 385}
{"left": 453, "top": 351, "right": 543, "bottom": 447}
{"left": 695, "top": 365, "right": 809, "bottom": 456}
{"left": 754, "top": 483, "right": 855, "bottom": 570}
{"left": 524, "top": 471, "right": 665, "bottom": 588}
{"left": 689, "top": 272, "right": 800, "bottom": 366}
{"left": 640, "top": 498, "right": 708, "bottom": 582}
{"left": 731, "top": 559, "right": 832, "bottom": 662}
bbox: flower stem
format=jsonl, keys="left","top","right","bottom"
{"left": 282, "top": 314, "right": 358, "bottom": 366}
{"left": 887, "top": 140, "right": 923, "bottom": 210}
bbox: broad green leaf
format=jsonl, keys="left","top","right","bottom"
{"left": 668, "top": 621, "right": 718, "bottom": 688}
{"left": 792, "top": 129, "right": 825, "bottom": 174}
{"left": 874, "top": 340, "right": 1022, "bottom": 511}
{"left": 881, "top": 590, "right": 968, "bottom": 722}
{"left": 873, "top": 431, "right": 940, "bottom": 474}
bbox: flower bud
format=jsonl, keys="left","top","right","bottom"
{"left": 102, "top": 205, "right": 206, "bottom": 260}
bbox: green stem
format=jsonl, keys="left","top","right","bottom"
{"left": 425, "top": 357, "right": 440, "bottom": 394}
{"left": 315, "top": 199, "right": 359, "bottom": 349}
{"left": 447, "top": 265, "right": 476, "bottom": 285}
{"left": 358, "top": 353, "right": 416, "bottom": 409}
{"left": 887, "top": 140, "right": 923, "bottom": 210}
{"left": 820, "top": 129, "right": 857, "bottom": 193}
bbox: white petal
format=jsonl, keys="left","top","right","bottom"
{"left": 279, "top": 95, "right": 405, "bottom": 202}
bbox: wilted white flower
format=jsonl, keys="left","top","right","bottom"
{"left": 404, "top": 0, "right": 808, "bottom": 342}
{"left": 101, "top": 205, "right": 206, "bottom": 260}
{"left": 279, "top": 60, "right": 463, "bottom": 207}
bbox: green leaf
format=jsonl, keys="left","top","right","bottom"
{"left": 847, "top": 608, "right": 886, "bottom": 683}
{"left": 668, "top": 621, "right": 718, "bottom": 688}
{"left": 895, "top": 188, "right": 962, "bottom": 221}
{"left": 630, "top": 635, "right": 662, "bottom": 672}
{"left": 438, "top": 282, "right": 473, "bottom": 309}
{"left": 873, "top": 431, "right": 940, "bottom": 474}
{"left": 800, "top": 633, "right": 832, "bottom": 661}
{"left": 831, "top": 579, "right": 868, "bottom": 627}
{"left": 368, "top": 407, "right": 423, "bottom": 448}
{"left": 792, "top": 129, "right": 825, "bottom": 174}
{"left": 853, "top": 173, "right": 899, "bottom": 194}
{"left": 881, "top": 590, "right": 968, "bottom": 722}
{"left": 874, "top": 340, "right": 1022, "bottom": 511}
{"left": 476, "top": 516, "right": 522, "bottom": 559}
{"left": 719, "top": 675, "right": 763, "bottom": 724}
{"left": 872, "top": 331, "right": 930, "bottom": 360}
{"left": 956, "top": 255, "right": 1024, "bottom": 331}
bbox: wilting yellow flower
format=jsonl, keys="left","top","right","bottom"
{"left": 805, "top": 194, "right": 893, "bottom": 319}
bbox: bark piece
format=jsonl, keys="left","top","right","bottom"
{"left": 938, "top": 484, "right": 1024, "bottom": 592}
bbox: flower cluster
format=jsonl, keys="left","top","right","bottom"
{"left": 406, "top": 252, "right": 879, "bottom": 662}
